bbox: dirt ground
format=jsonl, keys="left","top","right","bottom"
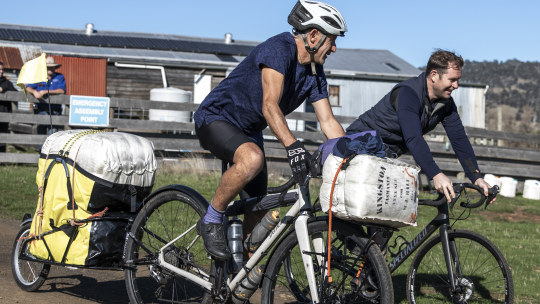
{"left": 0, "top": 217, "right": 271, "bottom": 304}
{"left": 478, "top": 205, "right": 540, "bottom": 223}
{"left": 0, "top": 217, "right": 129, "bottom": 303}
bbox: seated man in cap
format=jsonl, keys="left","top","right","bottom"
{"left": 25, "top": 56, "right": 66, "bottom": 134}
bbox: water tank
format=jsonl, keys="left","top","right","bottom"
{"left": 148, "top": 87, "right": 191, "bottom": 123}
{"left": 523, "top": 179, "right": 540, "bottom": 200}
{"left": 498, "top": 176, "right": 517, "bottom": 198}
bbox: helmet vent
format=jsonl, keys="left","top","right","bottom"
{"left": 322, "top": 16, "right": 341, "bottom": 30}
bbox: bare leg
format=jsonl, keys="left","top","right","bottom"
{"left": 210, "top": 142, "right": 267, "bottom": 260}
{"left": 211, "top": 142, "right": 265, "bottom": 211}
{"left": 197, "top": 142, "right": 265, "bottom": 261}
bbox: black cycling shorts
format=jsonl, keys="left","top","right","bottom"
{"left": 195, "top": 120, "right": 267, "bottom": 197}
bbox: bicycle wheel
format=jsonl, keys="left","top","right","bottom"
{"left": 261, "top": 219, "right": 393, "bottom": 303}
{"left": 407, "top": 229, "right": 513, "bottom": 303}
{"left": 124, "top": 189, "right": 212, "bottom": 303}
{"left": 11, "top": 222, "right": 50, "bottom": 291}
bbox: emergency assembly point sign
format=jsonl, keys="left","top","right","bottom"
{"left": 69, "top": 95, "right": 110, "bottom": 127}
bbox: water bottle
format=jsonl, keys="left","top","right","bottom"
{"left": 227, "top": 217, "right": 243, "bottom": 273}
{"left": 232, "top": 265, "right": 264, "bottom": 304}
{"left": 244, "top": 210, "right": 279, "bottom": 253}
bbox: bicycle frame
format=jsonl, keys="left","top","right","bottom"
{"left": 387, "top": 201, "right": 450, "bottom": 273}
{"left": 156, "top": 185, "right": 326, "bottom": 303}
{"left": 387, "top": 195, "right": 464, "bottom": 292}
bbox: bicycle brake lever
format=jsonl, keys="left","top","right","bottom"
{"left": 449, "top": 197, "right": 458, "bottom": 212}
{"left": 449, "top": 184, "right": 463, "bottom": 212}
{"left": 484, "top": 185, "right": 499, "bottom": 210}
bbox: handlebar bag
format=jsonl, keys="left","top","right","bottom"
{"left": 29, "top": 129, "right": 157, "bottom": 266}
{"left": 320, "top": 153, "right": 419, "bottom": 228}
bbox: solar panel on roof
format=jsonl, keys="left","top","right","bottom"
{"left": 0, "top": 27, "right": 255, "bottom": 56}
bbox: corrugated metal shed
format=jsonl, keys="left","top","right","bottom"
{"left": 53, "top": 56, "right": 107, "bottom": 97}
{"left": 0, "top": 46, "right": 23, "bottom": 69}
{"left": 1, "top": 42, "right": 41, "bottom": 59}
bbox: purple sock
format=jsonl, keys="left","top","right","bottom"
{"left": 203, "top": 203, "right": 224, "bottom": 224}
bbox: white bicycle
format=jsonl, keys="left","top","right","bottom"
{"left": 123, "top": 173, "right": 394, "bottom": 303}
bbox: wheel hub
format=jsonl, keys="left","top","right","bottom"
{"left": 453, "top": 277, "right": 474, "bottom": 303}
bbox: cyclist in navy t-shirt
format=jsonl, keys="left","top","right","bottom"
{"left": 193, "top": 0, "right": 347, "bottom": 261}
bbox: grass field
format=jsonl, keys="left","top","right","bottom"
{"left": 1, "top": 163, "right": 539, "bottom": 303}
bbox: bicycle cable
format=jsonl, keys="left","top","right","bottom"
{"left": 450, "top": 189, "right": 472, "bottom": 227}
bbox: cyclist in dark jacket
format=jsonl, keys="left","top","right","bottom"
{"left": 347, "top": 50, "right": 492, "bottom": 202}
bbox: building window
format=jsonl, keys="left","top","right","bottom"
{"left": 329, "top": 85, "right": 340, "bottom": 107}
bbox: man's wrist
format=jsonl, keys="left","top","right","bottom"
{"left": 285, "top": 139, "right": 299, "bottom": 149}
{"left": 471, "top": 169, "right": 482, "bottom": 183}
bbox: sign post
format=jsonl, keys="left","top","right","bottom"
{"left": 69, "top": 95, "right": 110, "bottom": 127}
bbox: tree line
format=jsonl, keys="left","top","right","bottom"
{"left": 460, "top": 60, "right": 539, "bottom": 134}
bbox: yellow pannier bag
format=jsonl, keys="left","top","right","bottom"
{"left": 29, "top": 130, "right": 156, "bottom": 266}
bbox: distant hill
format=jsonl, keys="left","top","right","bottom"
{"left": 460, "top": 60, "right": 539, "bottom": 134}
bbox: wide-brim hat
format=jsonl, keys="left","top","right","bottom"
{"left": 46, "top": 56, "right": 61, "bottom": 68}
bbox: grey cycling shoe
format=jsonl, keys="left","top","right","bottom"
{"left": 196, "top": 218, "right": 232, "bottom": 261}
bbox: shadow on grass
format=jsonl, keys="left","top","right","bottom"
{"left": 392, "top": 274, "right": 407, "bottom": 303}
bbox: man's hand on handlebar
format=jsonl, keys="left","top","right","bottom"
{"left": 475, "top": 177, "right": 497, "bottom": 204}
{"left": 286, "top": 140, "right": 312, "bottom": 186}
{"left": 433, "top": 172, "right": 455, "bottom": 203}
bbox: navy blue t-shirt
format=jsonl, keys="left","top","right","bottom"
{"left": 194, "top": 32, "right": 328, "bottom": 137}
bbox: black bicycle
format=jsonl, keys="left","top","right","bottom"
{"left": 383, "top": 183, "right": 513, "bottom": 303}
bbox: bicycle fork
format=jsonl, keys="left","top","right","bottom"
{"left": 440, "top": 223, "right": 466, "bottom": 298}
{"left": 295, "top": 212, "right": 323, "bottom": 303}
{"left": 294, "top": 184, "right": 324, "bottom": 304}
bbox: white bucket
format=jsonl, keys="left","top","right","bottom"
{"left": 523, "top": 179, "right": 540, "bottom": 200}
{"left": 499, "top": 176, "right": 518, "bottom": 198}
{"left": 483, "top": 174, "right": 501, "bottom": 188}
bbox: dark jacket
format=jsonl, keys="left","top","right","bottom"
{"left": 0, "top": 76, "right": 17, "bottom": 113}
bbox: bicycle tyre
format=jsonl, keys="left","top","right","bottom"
{"left": 124, "top": 189, "right": 212, "bottom": 303}
{"left": 407, "top": 229, "right": 513, "bottom": 303}
{"left": 11, "top": 222, "right": 50, "bottom": 291}
{"left": 261, "top": 219, "right": 394, "bottom": 303}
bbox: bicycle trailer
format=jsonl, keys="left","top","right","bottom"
{"left": 28, "top": 130, "right": 156, "bottom": 267}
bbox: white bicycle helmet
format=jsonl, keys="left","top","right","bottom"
{"left": 288, "top": 0, "right": 347, "bottom": 37}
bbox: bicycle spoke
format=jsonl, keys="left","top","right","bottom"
{"left": 261, "top": 220, "right": 393, "bottom": 303}
{"left": 408, "top": 230, "right": 513, "bottom": 303}
{"left": 125, "top": 190, "right": 211, "bottom": 303}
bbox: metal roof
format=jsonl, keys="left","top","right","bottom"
{"left": 0, "top": 23, "right": 421, "bottom": 77}
{"left": 325, "top": 48, "right": 421, "bottom": 77}
{"left": 0, "top": 23, "right": 255, "bottom": 56}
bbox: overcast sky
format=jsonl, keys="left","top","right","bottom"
{"left": 3, "top": 0, "right": 539, "bottom": 67}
